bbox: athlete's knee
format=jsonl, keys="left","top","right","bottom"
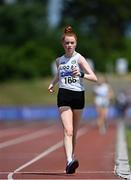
{"left": 65, "top": 128, "right": 73, "bottom": 137}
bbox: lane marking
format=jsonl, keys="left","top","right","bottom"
{"left": 0, "top": 125, "right": 56, "bottom": 149}
{"left": 7, "top": 127, "right": 88, "bottom": 180}
{"left": 114, "top": 121, "right": 131, "bottom": 179}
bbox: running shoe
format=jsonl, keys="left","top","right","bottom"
{"left": 66, "top": 159, "right": 79, "bottom": 174}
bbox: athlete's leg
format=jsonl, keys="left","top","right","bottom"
{"left": 97, "top": 107, "right": 108, "bottom": 133}
{"left": 59, "top": 106, "right": 73, "bottom": 164}
{"left": 72, "top": 109, "right": 83, "bottom": 156}
{"left": 96, "top": 106, "right": 102, "bottom": 127}
{"left": 102, "top": 107, "right": 108, "bottom": 129}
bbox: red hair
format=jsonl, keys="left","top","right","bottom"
{"left": 62, "top": 26, "right": 77, "bottom": 41}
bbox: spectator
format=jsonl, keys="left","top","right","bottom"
{"left": 115, "top": 89, "right": 130, "bottom": 118}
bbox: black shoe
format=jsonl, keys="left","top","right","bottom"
{"left": 66, "top": 159, "right": 79, "bottom": 174}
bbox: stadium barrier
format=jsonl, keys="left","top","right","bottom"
{"left": 0, "top": 105, "right": 124, "bottom": 121}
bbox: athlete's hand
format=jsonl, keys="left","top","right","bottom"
{"left": 72, "top": 67, "right": 81, "bottom": 77}
{"left": 48, "top": 84, "right": 54, "bottom": 93}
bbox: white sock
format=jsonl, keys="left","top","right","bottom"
{"left": 67, "top": 157, "right": 73, "bottom": 165}
{"left": 72, "top": 154, "right": 75, "bottom": 159}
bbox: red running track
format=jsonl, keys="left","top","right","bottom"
{"left": 0, "top": 120, "right": 120, "bottom": 180}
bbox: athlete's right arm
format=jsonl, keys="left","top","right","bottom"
{"left": 48, "top": 58, "right": 59, "bottom": 93}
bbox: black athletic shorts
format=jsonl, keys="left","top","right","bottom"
{"left": 57, "top": 88, "right": 85, "bottom": 109}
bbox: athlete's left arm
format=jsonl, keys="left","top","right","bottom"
{"left": 79, "top": 56, "right": 97, "bottom": 82}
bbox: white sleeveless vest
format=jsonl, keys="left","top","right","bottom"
{"left": 58, "top": 52, "right": 85, "bottom": 91}
{"left": 94, "top": 83, "right": 110, "bottom": 106}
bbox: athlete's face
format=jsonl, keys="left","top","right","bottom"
{"left": 62, "top": 36, "right": 77, "bottom": 55}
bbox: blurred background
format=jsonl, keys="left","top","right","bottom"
{"left": 0, "top": 0, "right": 131, "bottom": 119}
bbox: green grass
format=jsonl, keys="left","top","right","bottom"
{"left": 0, "top": 78, "right": 57, "bottom": 106}
{"left": 126, "top": 127, "right": 131, "bottom": 166}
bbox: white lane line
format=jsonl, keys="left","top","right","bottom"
{"left": 7, "top": 127, "right": 88, "bottom": 180}
{"left": 0, "top": 125, "right": 56, "bottom": 149}
{"left": 114, "top": 121, "right": 131, "bottom": 179}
